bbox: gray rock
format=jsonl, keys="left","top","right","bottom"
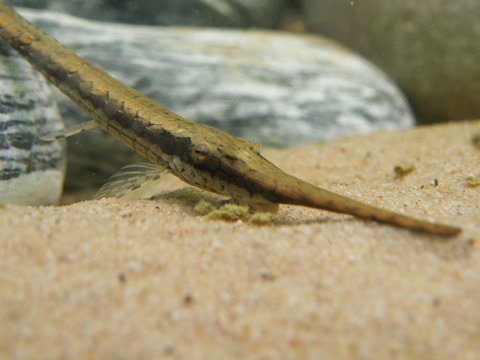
{"left": 7, "top": 0, "right": 285, "bottom": 28}
{"left": 19, "top": 8, "right": 413, "bottom": 189}
{"left": 0, "top": 43, "right": 65, "bottom": 205}
{"left": 302, "top": 0, "right": 480, "bottom": 124}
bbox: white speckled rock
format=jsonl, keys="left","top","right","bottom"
{"left": 8, "top": 0, "right": 285, "bottom": 28}
{"left": 0, "top": 43, "right": 65, "bottom": 205}
{"left": 19, "top": 8, "right": 414, "bottom": 189}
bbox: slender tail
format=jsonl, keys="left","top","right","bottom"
{"left": 272, "top": 173, "right": 461, "bottom": 236}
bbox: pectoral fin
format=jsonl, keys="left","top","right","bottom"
{"left": 39, "top": 120, "right": 97, "bottom": 141}
{"left": 94, "top": 162, "right": 169, "bottom": 200}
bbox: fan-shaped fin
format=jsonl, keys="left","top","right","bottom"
{"left": 94, "top": 162, "right": 170, "bottom": 200}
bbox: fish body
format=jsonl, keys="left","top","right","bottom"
{"left": 0, "top": 5, "right": 461, "bottom": 236}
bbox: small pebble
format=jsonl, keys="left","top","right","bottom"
{"left": 393, "top": 162, "right": 415, "bottom": 176}
{"left": 465, "top": 174, "right": 480, "bottom": 187}
{"left": 118, "top": 273, "right": 127, "bottom": 283}
{"left": 472, "top": 133, "right": 480, "bottom": 149}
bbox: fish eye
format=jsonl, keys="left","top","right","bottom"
{"left": 193, "top": 144, "right": 210, "bottom": 162}
{"left": 191, "top": 143, "right": 219, "bottom": 169}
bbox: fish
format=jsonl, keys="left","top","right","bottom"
{"left": 0, "top": 4, "right": 461, "bottom": 236}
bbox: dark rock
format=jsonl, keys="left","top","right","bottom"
{"left": 302, "top": 0, "right": 480, "bottom": 124}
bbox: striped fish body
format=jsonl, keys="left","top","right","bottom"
{"left": 0, "top": 5, "right": 462, "bottom": 236}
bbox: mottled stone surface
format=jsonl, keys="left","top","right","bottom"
{"left": 0, "top": 43, "right": 65, "bottom": 205}
{"left": 12, "top": 8, "right": 413, "bottom": 190}
{"left": 302, "top": 0, "right": 480, "bottom": 124}
{"left": 7, "top": 0, "right": 285, "bottom": 27}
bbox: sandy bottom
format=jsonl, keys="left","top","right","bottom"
{"left": 1, "top": 121, "right": 479, "bottom": 360}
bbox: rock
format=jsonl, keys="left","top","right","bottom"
{"left": 19, "top": 8, "right": 413, "bottom": 190}
{"left": 0, "top": 43, "right": 65, "bottom": 205}
{"left": 7, "top": 0, "right": 286, "bottom": 28}
{"left": 302, "top": 0, "right": 480, "bottom": 124}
